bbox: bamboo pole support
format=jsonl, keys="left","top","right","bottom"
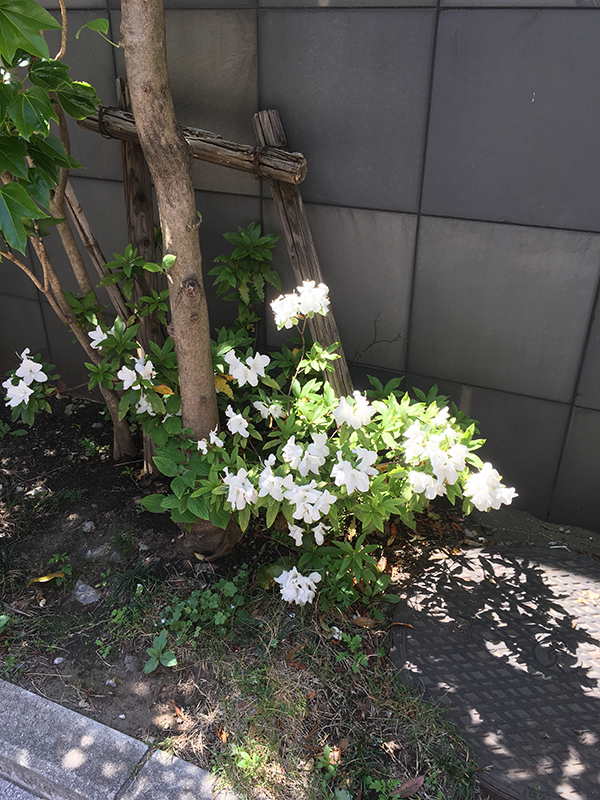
{"left": 253, "top": 109, "right": 353, "bottom": 398}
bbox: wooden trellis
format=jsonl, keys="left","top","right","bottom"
{"left": 78, "top": 99, "right": 354, "bottom": 397}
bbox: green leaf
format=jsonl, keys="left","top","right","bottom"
{"left": 0, "top": 83, "right": 14, "bottom": 120}
{"left": 171, "top": 475, "right": 186, "bottom": 499}
{"left": 56, "top": 81, "right": 100, "bottom": 120}
{"left": 160, "top": 650, "right": 177, "bottom": 668}
{"left": 28, "top": 59, "right": 70, "bottom": 90}
{"left": 76, "top": 18, "right": 109, "bottom": 38}
{"left": 0, "top": 135, "right": 28, "bottom": 178}
{"left": 143, "top": 657, "right": 158, "bottom": 674}
{"left": 21, "top": 166, "right": 53, "bottom": 207}
{"left": 238, "top": 504, "right": 251, "bottom": 532}
{"left": 186, "top": 495, "right": 209, "bottom": 520}
{"left": 8, "top": 87, "right": 57, "bottom": 140}
{"left": 153, "top": 456, "right": 179, "bottom": 478}
{"left": 0, "top": 182, "right": 50, "bottom": 252}
{"left": 140, "top": 493, "right": 167, "bottom": 513}
{"left": 22, "top": 214, "right": 63, "bottom": 239}
{"left": 27, "top": 133, "right": 80, "bottom": 181}
{"left": 0, "top": 0, "right": 61, "bottom": 62}
{"left": 265, "top": 502, "right": 279, "bottom": 530}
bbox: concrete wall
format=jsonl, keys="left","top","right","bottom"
{"left": 2, "top": 1, "right": 600, "bottom": 530}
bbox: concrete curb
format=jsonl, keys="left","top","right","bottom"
{"left": 0, "top": 680, "right": 237, "bottom": 800}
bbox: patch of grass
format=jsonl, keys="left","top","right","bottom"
{"left": 112, "top": 530, "right": 136, "bottom": 557}
{"left": 0, "top": 545, "right": 23, "bottom": 595}
{"left": 112, "top": 560, "right": 157, "bottom": 602}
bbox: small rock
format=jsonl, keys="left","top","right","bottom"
{"left": 25, "top": 486, "right": 46, "bottom": 498}
{"left": 559, "top": 527, "right": 565, "bottom": 532}
{"left": 549, "top": 541, "right": 557, "bottom": 546}
{"left": 81, "top": 521, "right": 96, "bottom": 534}
{"left": 139, "top": 543, "right": 150, "bottom": 552}
{"left": 106, "top": 678, "right": 118, "bottom": 688}
{"left": 146, "top": 736, "right": 155, "bottom": 744}
{"left": 64, "top": 404, "right": 74, "bottom": 416}
{"left": 91, "top": 422, "right": 103, "bottom": 429}
{"left": 73, "top": 579, "right": 100, "bottom": 605}
{"left": 15, "top": 486, "right": 24, "bottom": 493}
{"left": 118, "top": 714, "right": 126, "bottom": 719}
{"left": 464, "top": 529, "right": 476, "bottom": 540}
{"left": 124, "top": 655, "right": 140, "bottom": 672}
{"left": 53, "top": 657, "right": 64, "bottom": 665}
{"left": 85, "top": 544, "right": 110, "bottom": 561}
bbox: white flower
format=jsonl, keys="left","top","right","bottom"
{"left": 225, "top": 405, "right": 249, "bottom": 437}
{"left": 331, "top": 451, "right": 370, "bottom": 494}
{"left": 296, "top": 281, "right": 330, "bottom": 317}
{"left": 209, "top": 427, "right": 224, "bottom": 448}
{"left": 431, "top": 406, "right": 450, "bottom": 426}
{"left": 258, "top": 455, "right": 295, "bottom": 501}
{"left": 274, "top": 567, "right": 321, "bottom": 606}
{"left": 88, "top": 325, "right": 108, "bottom": 350}
{"left": 15, "top": 349, "right": 47, "bottom": 385}
{"left": 135, "top": 357, "right": 156, "bottom": 382}
{"left": 464, "top": 463, "right": 518, "bottom": 512}
{"left": 245, "top": 353, "right": 270, "bottom": 380}
{"left": 135, "top": 393, "right": 156, "bottom": 416}
{"left": 403, "top": 421, "right": 426, "bottom": 462}
{"left": 408, "top": 470, "right": 446, "bottom": 499}
{"left": 298, "top": 433, "right": 329, "bottom": 477}
{"left": 196, "top": 439, "right": 208, "bottom": 454}
{"left": 271, "top": 293, "right": 301, "bottom": 330}
{"left": 224, "top": 350, "right": 270, "bottom": 387}
{"left": 352, "top": 447, "right": 378, "bottom": 476}
{"left": 285, "top": 481, "right": 336, "bottom": 524}
{"left": 117, "top": 365, "right": 138, "bottom": 390}
{"left": 4, "top": 379, "right": 33, "bottom": 408}
{"left": 313, "top": 522, "right": 329, "bottom": 546}
{"left": 223, "top": 467, "right": 258, "bottom": 511}
{"left": 282, "top": 435, "right": 303, "bottom": 470}
{"left": 332, "top": 392, "right": 374, "bottom": 430}
{"left": 288, "top": 524, "right": 304, "bottom": 547}
{"left": 253, "top": 400, "right": 285, "bottom": 420}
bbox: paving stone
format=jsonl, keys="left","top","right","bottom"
{"left": 392, "top": 547, "right": 600, "bottom": 800}
{"left": 120, "top": 750, "right": 237, "bottom": 800}
{"left": 0, "top": 778, "right": 38, "bottom": 800}
{"left": 0, "top": 682, "right": 147, "bottom": 800}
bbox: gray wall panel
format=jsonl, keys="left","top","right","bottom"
{"left": 575, "top": 287, "right": 600, "bottom": 411}
{"left": 0, "top": 296, "right": 49, "bottom": 378}
{"left": 263, "top": 202, "right": 416, "bottom": 373}
{"left": 408, "top": 217, "right": 600, "bottom": 403}
{"left": 259, "top": 9, "right": 435, "bottom": 212}
{"left": 45, "top": 12, "right": 122, "bottom": 182}
{"left": 422, "top": 10, "right": 600, "bottom": 231}
{"left": 551, "top": 408, "right": 600, "bottom": 531}
{"left": 111, "top": 9, "right": 259, "bottom": 196}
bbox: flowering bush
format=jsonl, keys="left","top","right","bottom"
{"left": 2, "top": 243, "right": 517, "bottom": 612}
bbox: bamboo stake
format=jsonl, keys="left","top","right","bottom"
{"left": 79, "top": 106, "right": 307, "bottom": 185}
{"left": 253, "top": 110, "right": 353, "bottom": 398}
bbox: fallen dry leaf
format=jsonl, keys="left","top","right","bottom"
{"left": 352, "top": 616, "right": 377, "bottom": 629}
{"left": 153, "top": 384, "right": 175, "bottom": 395}
{"left": 171, "top": 699, "right": 185, "bottom": 720}
{"left": 306, "top": 690, "right": 316, "bottom": 700}
{"left": 392, "top": 774, "right": 426, "bottom": 797}
{"left": 27, "top": 572, "right": 64, "bottom": 587}
{"left": 215, "top": 724, "right": 228, "bottom": 743}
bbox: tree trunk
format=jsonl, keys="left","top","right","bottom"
{"left": 120, "top": 0, "right": 238, "bottom": 558}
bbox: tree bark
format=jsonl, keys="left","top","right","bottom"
{"left": 120, "top": 0, "right": 236, "bottom": 557}
{"left": 120, "top": 0, "right": 218, "bottom": 441}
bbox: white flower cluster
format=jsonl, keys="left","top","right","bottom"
{"left": 274, "top": 567, "right": 321, "bottom": 606}
{"left": 331, "top": 447, "right": 378, "bottom": 494}
{"left": 287, "top": 521, "right": 329, "bottom": 547}
{"left": 196, "top": 427, "right": 225, "bottom": 454}
{"left": 117, "top": 357, "right": 157, "bottom": 416}
{"left": 224, "top": 350, "right": 270, "bottom": 387}
{"left": 403, "top": 411, "right": 517, "bottom": 509}
{"left": 332, "top": 392, "right": 374, "bottom": 429}
{"left": 3, "top": 349, "right": 48, "bottom": 408}
{"left": 88, "top": 324, "right": 115, "bottom": 350}
{"left": 224, "top": 467, "right": 258, "bottom": 510}
{"left": 271, "top": 281, "right": 330, "bottom": 330}
{"left": 464, "top": 462, "right": 518, "bottom": 512}
{"left": 253, "top": 400, "right": 285, "bottom": 420}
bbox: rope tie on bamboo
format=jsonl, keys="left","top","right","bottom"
{"left": 97, "top": 106, "right": 113, "bottom": 140}
{"left": 250, "top": 146, "right": 268, "bottom": 180}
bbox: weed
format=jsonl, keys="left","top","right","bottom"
{"left": 48, "top": 553, "right": 73, "bottom": 587}
{"left": 78, "top": 437, "right": 109, "bottom": 458}
{"left": 0, "top": 545, "right": 22, "bottom": 595}
{"left": 112, "top": 530, "right": 135, "bottom": 557}
{"left": 112, "top": 560, "right": 156, "bottom": 602}
{"left": 335, "top": 632, "right": 369, "bottom": 673}
{"left": 144, "top": 629, "right": 177, "bottom": 673}
{"left": 163, "top": 566, "right": 248, "bottom": 641}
